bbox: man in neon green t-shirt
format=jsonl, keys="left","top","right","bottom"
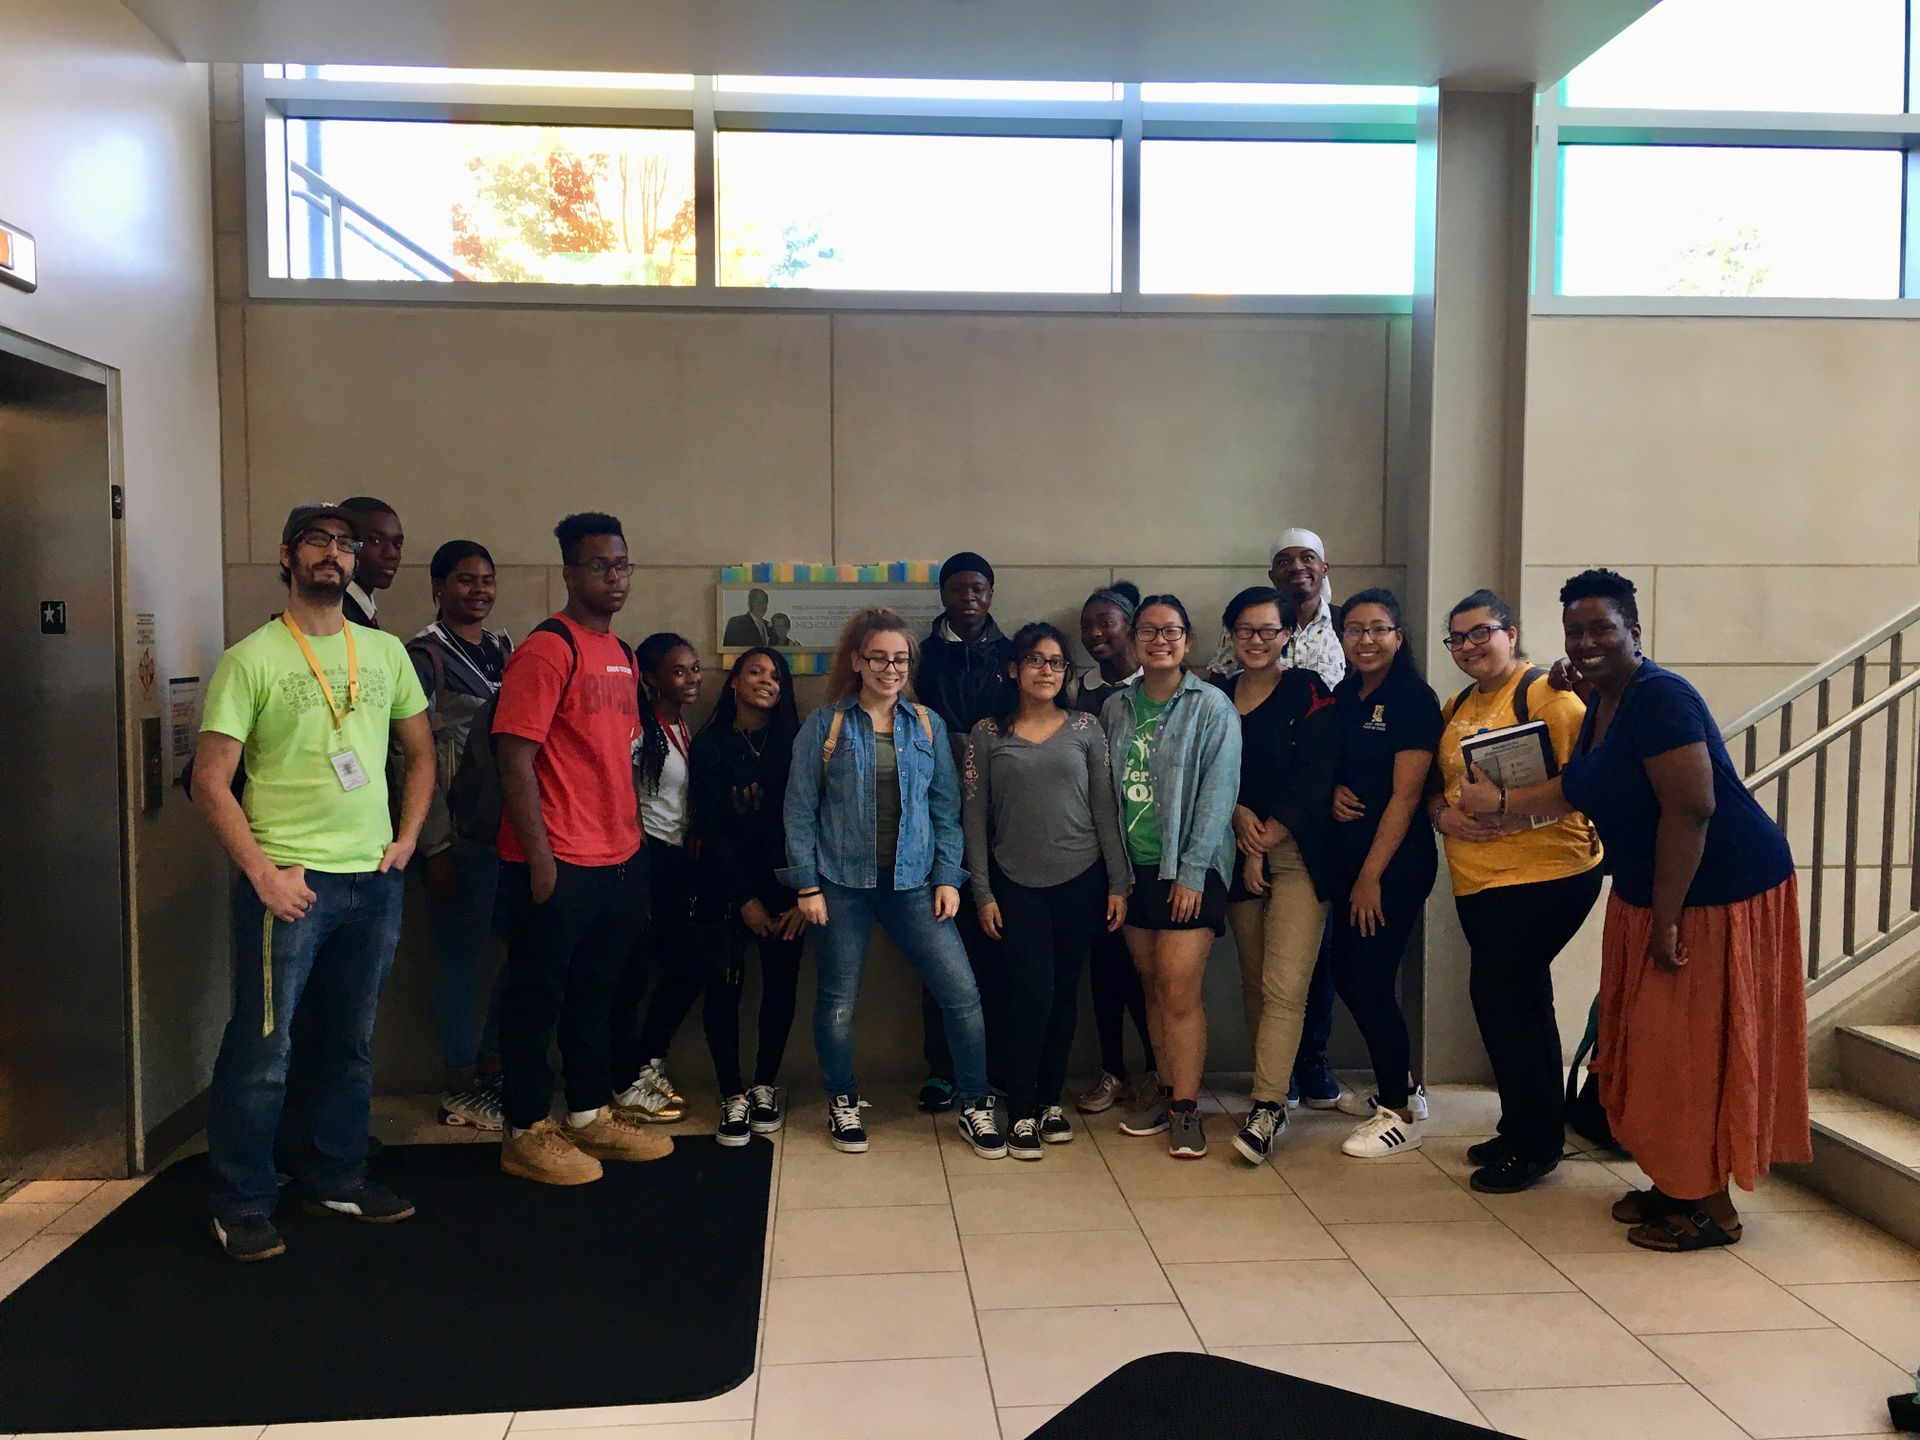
{"left": 193, "top": 503, "right": 433, "bottom": 1262}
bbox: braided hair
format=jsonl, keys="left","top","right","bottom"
{"left": 635, "top": 632, "right": 694, "bottom": 796}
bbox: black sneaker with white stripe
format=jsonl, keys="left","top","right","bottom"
{"left": 1232, "top": 1101, "right": 1287, "bottom": 1164}
{"left": 300, "top": 1180, "right": 416, "bottom": 1223}
{"left": 748, "top": 1083, "right": 784, "bottom": 1134}
{"left": 1007, "top": 1116, "right": 1043, "bottom": 1160}
{"left": 1340, "top": 1105, "right": 1422, "bottom": 1157}
{"left": 828, "top": 1093, "right": 870, "bottom": 1153}
{"left": 717, "top": 1093, "right": 752, "bottom": 1147}
{"left": 959, "top": 1099, "right": 1007, "bottom": 1159}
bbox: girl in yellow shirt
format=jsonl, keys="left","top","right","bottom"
{"left": 1429, "top": 589, "right": 1603, "bottom": 1195}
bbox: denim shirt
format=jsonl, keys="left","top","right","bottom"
{"left": 1099, "top": 671, "right": 1242, "bottom": 892}
{"left": 780, "top": 695, "right": 968, "bottom": 892}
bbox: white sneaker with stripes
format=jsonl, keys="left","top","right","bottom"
{"left": 1340, "top": 1104, "right": 1423, "bottom": 1158}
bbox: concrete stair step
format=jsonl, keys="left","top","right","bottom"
{"left": 1800, "top": 1093, "right": 1920, "bottom": 1250}
{"left": 1837, "top": 1024, "right": 1920, "bottom": 1121}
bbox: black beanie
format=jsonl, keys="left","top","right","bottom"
{"left": 940, "top": 551, "right": 995, "bottom": 586}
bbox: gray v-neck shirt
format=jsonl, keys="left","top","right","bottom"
{"left": 960, "top": 711, "right": 1131, "bottom": 907}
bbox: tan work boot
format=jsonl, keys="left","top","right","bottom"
{"left": 501, "top": 1116, "right": 604, "bottom": 1186}
{"left": 569, "top": 1106, "right": 675, "bottom": 1162}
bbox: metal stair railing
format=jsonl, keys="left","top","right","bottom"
{"left": 1722, "top": 599, "right": 1920, "bottom": 993}
{"left": 289, "top": 161, "right": 464, "bottom": 282}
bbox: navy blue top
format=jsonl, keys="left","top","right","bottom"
{"left": 1560, "top": 660, "right": 1793, "bottom": 909}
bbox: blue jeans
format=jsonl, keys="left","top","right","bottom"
{"left": 814, "top": 880, "right": 987, "bottom": 1102}
{"left": 416, "top": 838, "right": 505, "bottom": 1073}
{"left": 209, "top": 868, "right": 404, "bottom": 1222}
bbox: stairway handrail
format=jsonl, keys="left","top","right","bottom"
{"left": 1721, "top": 597, "right": 1920, "bottom": 742}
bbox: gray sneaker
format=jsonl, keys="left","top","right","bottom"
{"left": 1168, "top": 1106, "right": 1207, "bottom": 1160}
{"left": 1118, "top": 1083, "right": 1172, "bottom": 1137}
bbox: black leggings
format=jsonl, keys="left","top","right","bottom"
{"left": 1329, "top": 853, "right": 1437, "bottom": 1111}
{"left": 611, "top": 840, "right": 700, "bottom": 1091}
{"left": 1457, "top": 867, "right": 1604, "bottom": 1161}
{"left": 1089, "top": 924, "right": 1155, "bottom": 1080}
{"left": 994, "top": 862, "right": 1108, "bottom": 1119}
{"left": 701, "top": 917, "right": 805, "bottom": 1098}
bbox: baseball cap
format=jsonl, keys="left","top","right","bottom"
{"left": 281, "top": 503, "right": 363, "bottom": 548}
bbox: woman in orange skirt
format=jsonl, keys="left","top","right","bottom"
{"left": 1460, "top": 569, "right": 1808, "bottom": 1252}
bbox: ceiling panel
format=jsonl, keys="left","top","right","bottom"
{"left": 118, "top": 0, "right": 1657, "bottom": 90}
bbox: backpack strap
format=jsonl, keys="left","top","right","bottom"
{"left": 913, "top": 701, "right": 934, "bottom": 747}
{"left": 822, "top": 708, "right": 846, "bottom": 776}
{"left": 1512, "top": 666, "right": 1547, "bottom": 727}
{"left": 1444, "top": 682, "right": 1476, "bottom": 723}
{"left": 530, "top": 617, "right": 583, "bottom": 685}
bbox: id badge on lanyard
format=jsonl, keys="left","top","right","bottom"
{"left": 283, "top": 613, "right": 365, "bottom": 791}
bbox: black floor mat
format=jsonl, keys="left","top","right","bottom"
{"left": 0, "top": 1137, "right": 769, "bottom": 1433}
{"left": 1034, "top": 1352, "right": 1509, "bottom": 1439}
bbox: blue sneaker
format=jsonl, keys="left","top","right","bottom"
{"left": 1294, "top": 1055, "right": 1343, "bottom": 1110}
{"left": 917, "top": 1076, "right": 956, "bottom": 1113}
{"left": 1286, "top": 1074, "right": 1301, "bottom": 1110}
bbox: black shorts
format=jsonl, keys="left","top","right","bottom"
{"left": 1125, "top": 864, "right": 1228, "bottom": 936}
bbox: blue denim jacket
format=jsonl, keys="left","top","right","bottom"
{"left": 1099, "top": 671, "right": 1242, "bottom": 892}
{"left": 780, "top": 695, "right": 968, "bottom": 892}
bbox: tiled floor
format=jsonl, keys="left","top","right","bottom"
{"left": 3, "top": 1078, "right": 1918, "bottom": 1439}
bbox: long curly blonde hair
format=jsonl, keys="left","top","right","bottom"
{"left": 825, "top": 608, "right": 920, "bottom": 704}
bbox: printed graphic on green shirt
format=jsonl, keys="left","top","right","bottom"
{"left": 1123, "top": 693, "right": 1165, "bottom": 866}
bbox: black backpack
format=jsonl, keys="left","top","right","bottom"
{"left": 1565, "top": 996, "right": 1621, "bottom": 1151}
{"left": 447, "top": 619, "right": 635, "bottom": 848}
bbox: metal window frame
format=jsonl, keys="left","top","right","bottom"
{"left": 241, "top": 65, "right": 1419, "bottom": 313}
{"left": 1534, "top": 1, "right": 1920, "bottom": 316}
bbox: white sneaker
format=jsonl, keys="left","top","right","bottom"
{"left": 612, "top": 1080, "right": 684, "bottom": 1123}
{"left": 1337, "top": 1083, "right": 1428, "bottom": 1121}
{"left": 1340, "top": 1105, "right": 1423, "bottom": 1158}
{"left": 638, "top": 1059, "right": 685, "bottom": 1106}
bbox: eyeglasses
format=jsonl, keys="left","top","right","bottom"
{"left": 1231, "top": 624, "right": 1286, "bottom": 643}
{"left": 576, "top": 559, "right": 634, "bottom": 579}
{"left": 1020, "top": 654, "right": 1070, "bottom": 673}
{"left": 296, "top": 529, "right": 362, "bottom": 555}
{"left": 1133, "top": 625, "right": 1189, "bottom": 642}
{"left": 1342, "top": 624, "right": 1400, "bottom": 642}
{"left": 861, "top": 654, "right": 912, "bottom": 672}
{"left": 1442, "top": 623, "right": 1510, "bottom": 651}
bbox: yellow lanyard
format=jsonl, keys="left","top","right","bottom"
{"left": 282, "top": 612, "right": 358, "bottom": 730}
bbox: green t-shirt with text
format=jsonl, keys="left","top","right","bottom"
{"left": 201, "top": 618, "right": 428, "bottom": 872}
{"left": 1122, "top": 691, "right": 1167, "bottom": 867}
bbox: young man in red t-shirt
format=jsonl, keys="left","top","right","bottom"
{"left": 494, "top": 512, "right": 673, "bottom": 1184}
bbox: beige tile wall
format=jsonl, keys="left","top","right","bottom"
{"left": 213, "top": 126, "right": 1409, "bottom": 1088}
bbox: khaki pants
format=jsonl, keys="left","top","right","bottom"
{"left": 1225, "top": 837, "right": 1330, "bottom": 1106}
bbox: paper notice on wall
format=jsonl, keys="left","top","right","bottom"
{"left": 135, "top": 612, "right": 159, "bottom": 717}
{"left": 168, "top": 676, "right": 202, "bottom": 784}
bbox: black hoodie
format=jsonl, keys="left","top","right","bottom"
{"left": 918, "top": 616, "right": 1014, "bottom": 758}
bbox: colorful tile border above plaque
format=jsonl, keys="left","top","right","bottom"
{"left": 719, "top": 561, "right": 939, "bottom": 585}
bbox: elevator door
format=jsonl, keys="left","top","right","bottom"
{"left": 0, "top": 335, "right": 130, "bottom": 1180}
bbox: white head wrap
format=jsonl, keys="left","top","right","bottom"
{"left": 1268, "top": 527, "right": 1333, "bottom": 609}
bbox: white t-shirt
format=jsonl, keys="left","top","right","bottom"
{"left": 639, "top": 720, "right": 691, "bottom": 847}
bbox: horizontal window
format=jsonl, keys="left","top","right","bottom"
{"left": 1141, "top": 82, "right": 1421, "bottom": 107}
{"left": 715, "top": 132, "right": 1117, "bottom": 291}
{"left": 1561, "top": 0, "right": 1906, "bottom": 113}
{"left": 1140, "top": 140, "right": 1416, "bottom": 294}
{"left": 715, "top": 76, "right": 1118, "bottom": 102}
{"left": 1556, "top": 146, "right": 1902, "bottom": 298}
{"left": 279, "top": 120, "right": 695, "bottom": 284}
{"left": 277, "top": 64, "right": 695, "bottom": 89}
